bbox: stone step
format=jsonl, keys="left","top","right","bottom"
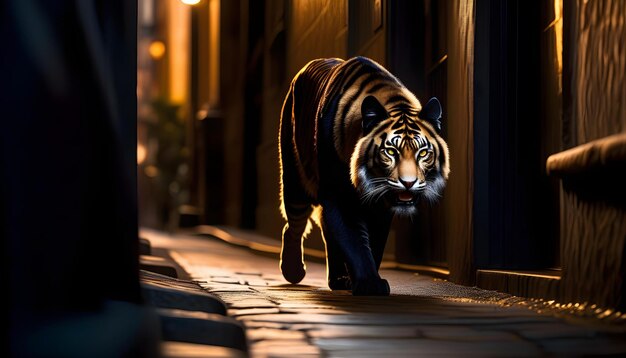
{"left": 158, "top": 308, "right": 247, "bottom": 351}
{"left": 141, "top": 270, "right": 227, "bottom": 315}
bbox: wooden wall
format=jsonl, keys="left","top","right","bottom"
{"left": 558, "top": 0, "right": 626, "bottom": 308}
{"left": 445, "top": 0, "right": 475, "bottom": 285}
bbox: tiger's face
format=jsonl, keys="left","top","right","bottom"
{"left": 350, "top": 95, "right": 449, "bottom": 215}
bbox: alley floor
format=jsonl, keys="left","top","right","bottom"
{"left": 141, "top": 228, "right": 626, "bottom": 357}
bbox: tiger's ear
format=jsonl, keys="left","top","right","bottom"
{"left": 420, "top": 97, "right": 442, "bottom": 132}
{"left": 361, "top": 95, "right": 387, "bottom": 134}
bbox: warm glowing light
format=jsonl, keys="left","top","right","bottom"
{"left": 554, "top": 0, "right": 563, "bottom": 81}
{"left": 148, "top": 41, "right": 166, "bottom": 60}
{"left": 137, "top": 144, "right": 147, "bottom": 164}
{"left": 168, "top": 0, "right": 190, "bottom": 104}
{"left": 543, "top": 0, "right": 563, "bottom": 91}
{"left": 144, "top": 165, "right": 159, "bottom": 178}
{"left": 208, "top": 0, "right": 220, "bottom": 107}
{"left": 180, "top": 0, "right": 201, "bottom": 5}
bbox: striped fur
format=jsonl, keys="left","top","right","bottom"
{"left": 279, "top": 57, "right": 450, "bottom": 293}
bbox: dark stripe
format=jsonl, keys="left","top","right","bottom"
{"left": 418, "top": 122, "right": 447, "bottom": 169}
{"left": 389, "top": 104, "right": 419, "bottom": 112}
{"left": 343, "top": 63, "right": 378, "bottom": 91}
{"left": 341, "top": 60, "right": 363, "bottom": 82}
{"left": 388, "top": 110, "right": 418, "bottom": 118}
{"left": 437, "top": 138, "right": 447, "bottom": 168}
{"left": 419, "top": 121, "right": 439, "bottom": 140}
{"left": 385, "top": 95, "right": 408, "bottom": 106}
{"left": 373, "top": 146, "right": 382, "bottom": 168}
{"left": 339, "top": 73, "right": 374, "bottom": 123}
{"left": 324, "top": 61, "right": 360, "bottom": 104}
{"left": 367, "top": 82, "right": 387, "bottom": 93}
{"left": 388, "top": 104, "right": 418, "bottom": 114}
{"left": 337, "top": 67, "right": 381, "bottom": 148}
{"left": 415, "top": 136, "right": 427, "bottom": 148}
{"left": 363, "top": 138, "right": 376, "bottom": 165}
{"left": 404, "top": 120, "right": 421, "bottom": 131}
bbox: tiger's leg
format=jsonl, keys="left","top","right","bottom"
{"left": 366, "top": 210, "right": 393, "bottom": 270}
{"left": 278, "top": 82, "right": 313, "bottom": 284}
{"left": 320, "top": 224, "right": 351, "bottom": 290}
{"left": 280, "top": 201, "right": 313, "bottom": 284}
{"left": 320, "top": 199, "right": 390, "bottom": 296}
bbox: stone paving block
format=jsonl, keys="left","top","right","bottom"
{"left": 199, "top": 283, "right": 254, "bottom": 293}
{"left": 187, "top": 267, "right": 236, "bottom": 278}
{"left": 227, "top": 298, "right": 279, "bottom": 309}
{"left": 161, "top": 341, "right": 246, "bottom": 358}
{"left": 245, "top": 279, "right": 270, "bottom": 287}
{"left": 303, "top": 325, "right": 422, "bottom": 339}
{"left": 313, "top": 338, "right": 542, "bottom": 357}
{"left": 142, "top": 283, "right": 227, "bottom": 315}
{"left": 278, "top": 308, "right": 351, "bottom": 315}
{"left": 235, "top": 271, "right": 263, "bottom": 276}
{"left": 243, "top": 321, "right": 289, "bottom": 330}
{"left": 249, "top": 339, "right": 322, "bottom": 358}
{"left": 141, "top": 270, "right": 226, "bottom": 315}
{"left": 416, "top": 326, "right": 521, "bottom": 341}
{"left": 302, "top": 324, "right": 521, "bottom": 341}
{"left": 246, "top": 328, "right": 307, "bottom": 342}
{"left": 141, "top": 270, "right": 200, "bottom": 289}
{"left": 263, "top": 284, "right": 324, "bottom": 292}
{"left": 260, "top": 274, "right": 283, "bottom": 281}
{"left": 282, "top": 323, "right": 319, "bottom": 331}
{"left": 211, "top": 277, "right": 247, "bottom": 285}
{"left": 237, "top": 313, "right": 376, "bottom": 325}
{"left": 214, "top": 291, "right": 275, "bottom": 306}
{"left": 239, "top": 313, "right": 436, "bottom": 325}
{"left": 277, "top": 302, "right": 332, "bottom": 310}
{"left": 229, "top": 308, "right": 281, "bottom": 317}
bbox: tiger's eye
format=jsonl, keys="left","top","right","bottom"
{"left": 419, "top": 149, "right": 428, "bottom": 157}
{"left": 386, "top": 148, "right": 396, "bottom": 156}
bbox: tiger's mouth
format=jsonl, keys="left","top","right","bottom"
{"left": 395, "top": 191, "right": 416, "bottom": 206}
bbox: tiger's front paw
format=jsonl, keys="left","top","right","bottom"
{"left": 351, "top": 278, "right": 390, "bottom": 296}
{"left": 328, "top": 276, "right": 352, "bottom": 290}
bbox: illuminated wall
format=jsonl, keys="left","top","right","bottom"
{"left": 167, "top": 0, "right": 190, "bottom": 106}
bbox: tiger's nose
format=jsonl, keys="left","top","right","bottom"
{"left": 399, "top": 177, "right": 416, "bottom": 189}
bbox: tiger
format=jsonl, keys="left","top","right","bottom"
{"left": 278, "top": 56, "right": 450, "bottom": 296}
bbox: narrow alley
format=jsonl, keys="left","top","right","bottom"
{"left": 141, "top": 228, "right": 626, "bottom": 357}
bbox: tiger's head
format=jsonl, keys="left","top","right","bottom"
{"left": 350, "top": 95, "right": 450, "bottom": 215}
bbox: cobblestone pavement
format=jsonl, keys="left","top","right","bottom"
{"left": 142, "top": 229, "right": 626, "bottom": 357}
